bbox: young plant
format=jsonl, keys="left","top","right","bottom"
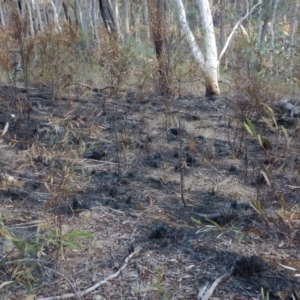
{"left": 244, "top": 104, "right": 291, "bottom": 201}
{"left": 46, "top": 227, "right": 93, "bottom": 259}
{"left": 97, "top": 37, "right": 134, "bottom": 95}
{"left": 34, "top": 24, "right": 78, "bottom": 106}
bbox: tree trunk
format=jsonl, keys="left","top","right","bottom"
{"left": 288, "top": 0, "right": 298, "bottom": 57}
{"left": 288, "top": 0, "right": 299, "bottom": 76}
{"left": 99, "top": 0, "right": 118, "bottom": 37}
{"left": 0, "top": 3, "right": 6, "bottom": 27}
{"left": 148, "top": 0, "right": 171, "bottom": 95}
{"left": 123, "top": 0, "right": 130, "bottom": 39}
{"left": 25, "top": 0, "right": 34, "bottom": 36}
{"left": 49, "top": 0, "right": 61, "bottom": 31}
{"left": 91, "top": 0, "right": 99, "bottom": 41}
{"left": 145, "top": 0, "right": 150, "bottom": 40}
{"left": 196, "top": 0, "right": 220, "bottom": 96}
{"left": 114, "top": 0, "right": 121, "bottom": 34}
{"left": 269, "top": 0, "right": 280, "bottom": 71}
{"left": 35, "top": 0, "right": 44, "bottom": 32}
{"left": 75, "top": 0, "right": 84, "bottom": 32}
{"left": 173, "top": 0, "right": 220, "bottom": 96}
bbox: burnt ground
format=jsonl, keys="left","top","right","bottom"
{"left": 0, "top": 84, "right": 300, "bottom": 300}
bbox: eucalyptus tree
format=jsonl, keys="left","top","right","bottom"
{"left": 173, "top": 0, "right": 262, "bottom": 96}
{"left": 99, "top": 0, "right": 119, "bottom": 37}
{"left": 173, "top": 0, "right": 220, "bottom": 96}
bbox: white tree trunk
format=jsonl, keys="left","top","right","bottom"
{"left": 75, "top": 0, "right": 84, "bottom": 32}
{"left": 173, "top": 0, "right": 220, "bottom": 96}
{"left": 49, "top": 0, "right": 61, "bottom": 31}
{"left": 35, "top": 0, "right": 44, "bottom": 32}
{"left": 26, "top": 0, "right": 35, "bottom": 36}
{"left": 0, "top": 3, "right": 6, "bottom": 27}
{"left": 288, "top": 0, "right": 299, "bottom": 76}
{"left": 91, "top": 0, "right": 99, "bottom": 42}
{"left": 196, "top": 0, "right": 219, "bottom": 96}
{"left": 288, "top": 0, "right": 298, "bottom": 57}
{"left": 123, "top": 0, "right": 130, "bottom": 39}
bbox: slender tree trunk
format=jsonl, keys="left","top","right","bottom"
{"left": 148, "top": 0, "right": 171, "bottom": 95}
{"left": 288, "top": 0, "right": 298, "bottom": 57}
{"left": 114, "top": 0, "right": 121, "bottom": 34}
{"left": 73, "top": 0, "right": 79, "bottom": 27}
{"left": 99, "top": 0, "right": 118, "bottom": 37}
{"left": 91, "top": 0, "right": 99, "bottom": 41}
{"left": 256, "top": 4, "right": 262, "bottom": 48}
{"left": 35, "top": 0, "right": 44, "bottom": 32}
{"left": 135, "top": 4, "right": 142, "bottom": 43}
{"left": 62, "top": 1, "right": 71, "bottom": 23}
{"left": 25, "top": 0, "right": 35, "bottom": 36}
{"left": 219, "top": 0, "right": 226, "bottom": 70}
{"left": 49, "top": 0, "right": 61, "bottom": 31}
{"left": 123, "top": 0, "right": 130, "bottom": 39}
{"left": 145, "top": 0, "right": 150, "bottom": 40}
{"left": 269, "top": 0, "right": 280, "bottom": 72}
{"left": 0, "top": 3, "right": 6, "bottom": 27}
{"left": 195, "top": 0, "right": 219, "bottom": 96}
{"left": 220, "top": 0, "right": 226, "bottom": 49}
{"left": 75, "top": 0, "right": 84, "bottom": 31}
{"left": 173, "top": 0, "right": 220, "bottom": 96}
{"left": 288, "top": 0, "right": 299, "bottom": 76}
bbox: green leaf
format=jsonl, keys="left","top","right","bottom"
{"left": 0, "top": 228, "right": 18, "bottom": 242}
{"left": 64, "top": 231, "right": 94, "bottom": 239}
{"left": 244, "top": 118, "right": 256, "bottom": 136}
{"left": 257, "top": 134, "right": 263, "bottom": 148}
{"left": 257, "top": 160, "right": 268, "bottom": 173}
{"left": 205, "top": 218, "right": 221, "bottom": 228}
{"left": 191, "top": 217, "right": 201, "bottom": 225}
{"left": 61, "top": 240, "right": 83, "bottom": 250}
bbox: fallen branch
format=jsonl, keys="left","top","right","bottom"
{"left": 74, "top": 82, "right": 115, "bottom": 92}
{"left": 197, "top": 270, "right": 232, "bottom": 300}
{"left": 37, "top": 247, "right": 141, "bottom": 300}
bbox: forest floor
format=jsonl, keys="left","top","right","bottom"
{"left": 0, "top": 83, "right": 300, "bottom": 300}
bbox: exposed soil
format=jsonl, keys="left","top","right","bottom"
{"left": 0, "top": 85, "right": 300, "bottom": 300}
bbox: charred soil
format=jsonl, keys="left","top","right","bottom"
{"left": 0, "top": 85, "right": 300, "bottom": 300}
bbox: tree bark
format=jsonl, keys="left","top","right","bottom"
{"left": 49, "top": 0, "right": 61, "bottom": 31}
{"left": 0, "top": 2, "right": 6, "bottom": 27}
{"left": 91, "top": 0, "right": 99, "bottom": 41}
{"left": 288, "top": 0, "right": 299, "bottom": 76}
{"left": 148, "top": 0, "right": 171, "bottom": 95}
{"left": 123, "top": 0, "right": 130, "bottom": 39}
{"left": 99, "top": 0, "right": 118, "bottom": 37}
{"left": 288, "top": 0, "right": 298, "bottom": 57}
{"left": 173, "top": 0, "right": 220, "bottom": 96}
{"left": 25, "top": 0, "right": 34, "bottom": 36}
{"left": 35, "top": 0, "right": 44, "bottom": 32}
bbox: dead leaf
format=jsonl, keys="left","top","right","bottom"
{"left": 0, "top": 281, "right": 14, "bottom": 289}
{"left": 24, "top": 295, "right": 36, "bottom": 300}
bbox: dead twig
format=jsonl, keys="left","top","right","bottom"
{"left": 197, "top": 270, "right": 232, "bottom": 300}
{"left": 37, "top": 247, "right": 141, "bottom": 300}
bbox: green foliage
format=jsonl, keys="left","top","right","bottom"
{"left": 47, "top": 227, "right": 93, "bottom": 251}
{"left": 151, "top": 268, "right": 173, "bottom": 300}
{"left": 260, "top": 287, "right": 270, "bottom": 300}
{"left": 0, "top": 213, "right": 93, "bottom": 291}
{"left": 244, "top": 104, "right": 291, "bottom": 206}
